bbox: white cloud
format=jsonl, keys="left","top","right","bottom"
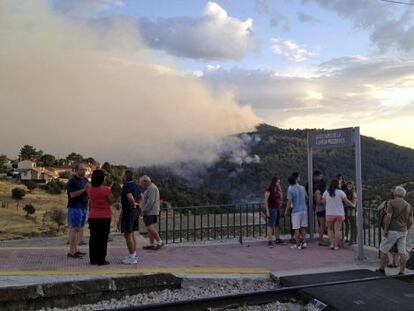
{"left": 309, "top": 0, "right": 414, "bottom": 53}
{"left": 204, "top": 57, "right": 414, "bottom": 132}
{"left": 297, "top": 12, "right": 320, "bottom": 24}
{"left": 206, "top": 64, "right": 222, "bottom": 72}
{"left": 52, "top": 0, "right": 124, "bottom": 14}
{"left": 271, "top": 37, "right": 316, "bottom": 62}
{"left": 254, "top": 0, "right": 289, "bottom": 30}
{"left": 137, "top": 1, "right": 257, "bottom": 60}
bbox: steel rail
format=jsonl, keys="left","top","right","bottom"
{"left": 103, "top": 274, "right": 414, "bottom": 311}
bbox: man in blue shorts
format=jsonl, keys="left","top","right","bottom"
{"left": 285, "top": 173, "right": 308, "bottom": 249}
{"left": 67, "top": 162, "right": 89, "bottom": 258}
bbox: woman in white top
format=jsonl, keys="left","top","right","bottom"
{"left": 322, "top": 179, "right": 356, "bottom": 250}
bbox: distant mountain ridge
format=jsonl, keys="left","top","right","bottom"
{"left": 190, "top": 124, "right": 414, "bottom": 203}
{"left": 140, "top": 124, "right": 414, "bottom": 206}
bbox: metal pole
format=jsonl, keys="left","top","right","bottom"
{"left": 307, "top": 132, "right": 314, "bottom": 240}
{"left": 355, "top": 127, "right": 365, "bottom": 261}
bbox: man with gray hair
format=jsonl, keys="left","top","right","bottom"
{"left": 377, "top": 186, "right": 413, "bottom": 275}
{"left": 139, "top": 176, "right": 162, "bottom": 250}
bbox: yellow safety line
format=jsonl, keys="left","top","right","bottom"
{"left": 0, "top": 246, "right": 126, "bottom": 251}
{"left": 0, "top": 268, "right": 270, "bottom": 276}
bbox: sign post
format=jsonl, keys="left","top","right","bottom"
{"left": 307, "top": 127, "right": 365, "bottom": 261}
{"left": 307, "top": 133, "right": 314, "bottom": 240}
{"left": 354, "top": 127, "right": 365, "bottom": 261}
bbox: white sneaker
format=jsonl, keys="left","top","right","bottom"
{"left": 302, "top": 243, "right": 307, "bottom": 248}
{"left": 122, "top": 256, "right": 138, "bottom": 264}
{"left": 290, "top": 245, "right": 298, "bottom": 249}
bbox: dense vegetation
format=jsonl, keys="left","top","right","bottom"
{"left": 136, "top": 124, "right": 414, "bottom": 207}
{"left": 198, "top": 124, "right": 414, "bottom": 205}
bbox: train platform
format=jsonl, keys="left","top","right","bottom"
{"left": 0, "top": 233, "right": 385, "bottom": 287}
{"left": 280, "top": 269, "right": 414, "bottom": 311}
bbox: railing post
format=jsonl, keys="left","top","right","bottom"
{"left": 239, "top": 204, "right": 243, "bottom": 245}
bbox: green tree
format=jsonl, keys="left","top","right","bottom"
{"left": 49, "top": 207, "right": 66, "bottom": 231}
{"left": 39, "top": 154, "right": 56, "bottom": 167}
{"left": 24, "top": 181, "right": 37, "bottom": 192}
{"left": 0, "top": 154, "right": 8, "bottom": 168}
{"left": 19, "top": 145, "right": 43, "bottom": 161}
{"left": 102, "top": 162, "right": 111, "bottom": 173}
{"left": 66, "top": 152, "right": 83, "bottom": 165}
{"left": 23, "top": 204, "right": 36, "bottom": 218}
{"left": 12, "top": 188, "right": 26, "bottom": 210}
{"left": 12, "top": 188, "right": 26, "bottom": 200}
{"left": 55, "top": 158, "right": 68, "bottom": 167}
{"left": 46, "top": 181, "right": 62, "bottom": 195}
{"left": 111, "top": 182, "right": 122, "bottom": 201}
{"left": 58, "top": 171, "right": 71, "bottom": 179}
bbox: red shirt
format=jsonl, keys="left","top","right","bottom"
{"left": 266, "top": 187, "right": 281, "bottom": 209}
{"left": 87, "top": 186, "right": 112, "bottom": 219}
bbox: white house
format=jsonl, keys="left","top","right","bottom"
{"left": 17, "top": 161, "right": 58, "bottom": 183}
{"left": 17, "top": 160, "right": 37, "bottom": 170}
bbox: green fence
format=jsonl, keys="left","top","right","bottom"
{"left": 137, "top": 204, "right": 383, "bottom": 247}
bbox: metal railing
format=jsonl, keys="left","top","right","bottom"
{"left": 363, "top": 207, "right": 382, "bottom": 249}
{"left": 137, "top": 204, "right": 382, "bottom": 247}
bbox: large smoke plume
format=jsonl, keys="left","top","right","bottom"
{"left": 0, "top": 1, "right": 260, "bottom": 165}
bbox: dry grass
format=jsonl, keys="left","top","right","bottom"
{"left": 0, "top": 179, "right": 68, "bottom": 240}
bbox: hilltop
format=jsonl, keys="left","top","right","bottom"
{"left": 146, "top": 124, "right": 414, "bottom": 206}
{"left": 196, "top": 124, "right": 414, "bottom": 204}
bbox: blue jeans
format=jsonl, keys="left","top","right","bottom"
{"left": 267, "top": 208, "right": 280, "bottom": 227}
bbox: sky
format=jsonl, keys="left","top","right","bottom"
{"left": 1, "top": 0, "right": 414, "bottom": 165}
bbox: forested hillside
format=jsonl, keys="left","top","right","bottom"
{"left": 144, "top": 124, "right": 414, "bottom": 207}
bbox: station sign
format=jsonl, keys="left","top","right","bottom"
{"left": 308, "top": 127, "right": 354, "bottom": 149}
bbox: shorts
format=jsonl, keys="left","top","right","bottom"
{"left": 380, "top": 230, "right": 407, "bottom": 254}
{"left": 316, "top": 210, "right": 326, "bottom": 218}
{"left": 291, "top": 211, "right": 308, "bottom": 230}
{"left": 267, "top": 208, "right": 280, "bottom": 227}
{"left": 120, "top": 208, "right": 139, "bottom": 234}
{"left": 326, "top": 215, "right": 345, "bottom": 222}
{"left": 67, "top": 208, "right": 87, "bottom": 228}
{"left": 406, "top": 227, "right": 414, "bottom": 254}
{"left": 143, "top": 215, "right": 158, "bottom": 226}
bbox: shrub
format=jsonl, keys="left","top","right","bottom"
{"left": 111, "top": 182, "right": 122, "bottom": 201}
{"left": 23, "top": 204, "right": 36, "bottom": 217}
{"left": 55, "top": 180, "right": 67, "bottom": 190}
{"left": 58, "top": 171, "right": 71, "bottom": 179}
{"left": 46, "top": 181, "right": 62, "bottom": 195}
{"left": 49, "top": 207, "right": 66, "bottom": 231}
{"left": 12, "top": 188, "right": 26, "bottom": 200}
{"left": 24, "top": 181, "right": 37, "bottom": 192}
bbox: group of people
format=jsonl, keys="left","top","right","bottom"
{"left": 66, "top": 162, "right": 162, "bottom": 265}
{"left": 264, "top": 170, "right": 357, "bottom": 250}
{"left": 264, "top": 170, "right": 414, "bottom": 274}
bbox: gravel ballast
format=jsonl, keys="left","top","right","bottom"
{"left": 36, "top": 278, "right": 306, "bottom": 311}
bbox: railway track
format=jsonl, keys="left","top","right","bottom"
{"left": 103, "top": 274, "right": 414, "bottom": 311}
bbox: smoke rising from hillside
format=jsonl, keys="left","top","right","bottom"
{"left": 0, "top": 2, "right": 260, "bottom": 165}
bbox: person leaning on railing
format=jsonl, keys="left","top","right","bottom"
{"left": 377, "top": 186, "right": 413, "bottom": 275}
